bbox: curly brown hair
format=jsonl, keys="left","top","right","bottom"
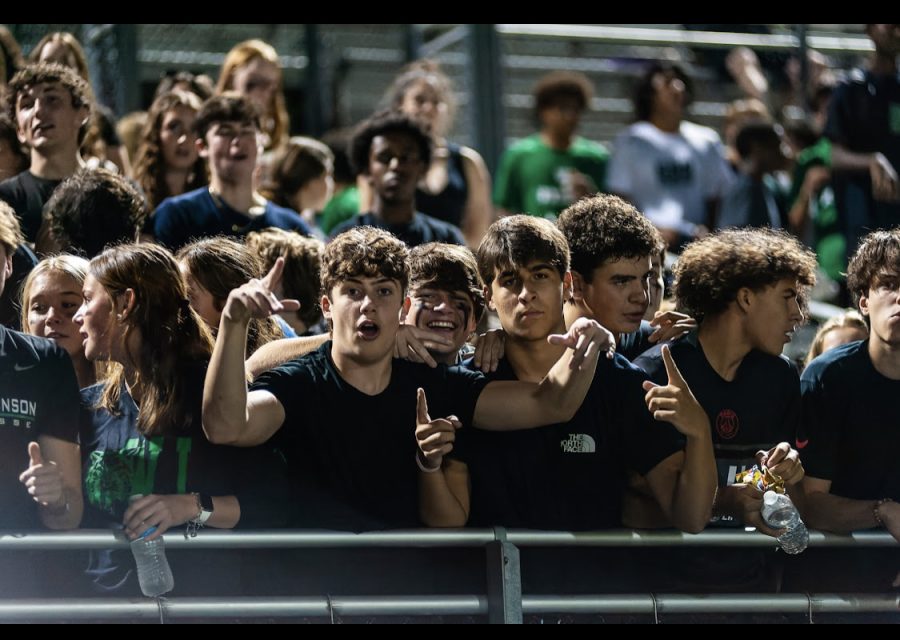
{"left": 533, "top": 70, "right": 594, "bottom": 116}
{"left": 557, "top": 194, "right": 661, "bottom": 282}
{"left": 323, "top": 226, "right": 409, "bottom": 298}
{"left": 246, "top": 228, "right": 324, "bottom": 328}
{"left": 847, "top": 228, "right": 900, "bottom": 303}
{"left": 133, "top": 90, "right": 208, "bottom": 210}
{"left": 674, "top": 228, "right": 817, "bottom": 322}
{"left": 5, "top": 62, "right": 93, "bottom": 144}
{"left": 409, "top": 243, "right": 485, "bottom": 323}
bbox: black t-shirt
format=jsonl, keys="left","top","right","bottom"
{"left": 0, "top": 325, "right": 79, "bottom": 529}
{"left": 0, "top": 171, "right": 62, "bottom": 244}
{"left": 0, "top": 244, "right": 38, "bottom": 330}
{"left": 250, "top": 341, "right": 488, "bottom": 529}
{"left": 634, "top": 332, "right": 801, "bottom": 513}
{"left": 634, "top": 331, "right": 799, "bottom": 589}
{"left": 330, "top": 211, "right": 466, "bottom": 247}
{"left": 618, "top": 320, "right": 655, "bottom": 362}
{"left": 79, "top": 361, "right": 289, "bottom": 594}
{"left": 454, "top": 353, "right": 684, "bottom": 530}
{"left": 825, "top": 68, "right": 900, "bottom": 234}
{"left": 800, "top": 340, "right": 900, "bottom": 501}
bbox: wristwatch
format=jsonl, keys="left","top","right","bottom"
{"left": 192, "top": 493, "right": 214, "bottom": 525}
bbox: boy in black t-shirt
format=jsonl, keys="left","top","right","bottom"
{"left": 0, "top": 63, "right": 94, "bottom": 244}
{"left": 203, "top": 226, "right": 611, "bottom": 529}
{"left": 634, "top": 228, "right": 815, "bottom": 532}
{"left": 632, "top": 227, "right": 817, "bottom": 593}
{"left": 446, "top": 215, "right": 716, "bottom": 533}
{"left": 800, "top": 228, "right": 900, "bottom": 590}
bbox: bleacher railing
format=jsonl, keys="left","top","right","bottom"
{"left": 0, "top": 528, "right": 895, "bottom": 623}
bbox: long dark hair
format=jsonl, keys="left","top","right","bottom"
{"left": 91, "top": 244, "right": 214, "bottom": 436}
{"left": 133, "top": 90, "right": 208, "bottom": 209}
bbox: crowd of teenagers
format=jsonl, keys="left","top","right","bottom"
{"left": 0, "top": 25, "right": 898, "bottom": 600}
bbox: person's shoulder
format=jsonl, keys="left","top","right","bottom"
{"left": 1, "top": 326, "right": 67, "bottom": 364}
{"left": 681, "top": 120, "right": 723, "bottom": 147}
{"left": 415, "top": 212, "right": 465, "bottom": 241}
{"left": 0, "top": 171, "right": 26, "bottom": 197}
{"left": 155, "top": 187, "right": 208, "bottom": 213}
{"left": 505, "top": 134, "right": 543, "bottom": 155}
{"left": 571, "top": 136, "right": 609, "bottom": 157}
{"left": 802, "top": 339, "right": 867, "bottom": 383}
{"left": 80, "top": 381, "right": 106, "bottom": 404}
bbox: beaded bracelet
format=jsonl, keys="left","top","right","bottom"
{"left": 874, "top": 498, "right": 894, "bottom": 527}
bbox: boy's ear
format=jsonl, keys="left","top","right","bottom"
{"left": 735, "top": 287, "right": 754, "bottom": 313}
{"left": 570, "top": 270, "right": 586, "bottom": 302}
{"left": 321, "top": 294, "right": 332, "bottom": 319}
{"left": 483, "top": 284, "right": 496, "bottom": 312}
{"left": 400, "top": 295, "right": 411, "bottom": 322}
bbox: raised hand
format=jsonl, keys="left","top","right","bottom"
{"left": 642, "top": 345, "right": 708, "bottom": 439}
{"left": 394, "top": 325, "right": 454, "bottom": 368}
{"left": 415, "top": 388, "right": 461, "bottom": 471}
{"left": 648, "top": 310, "right": 697, "bottom": 343}
{"left": 222, "top": 257, "right": 301, "bottom": 325}
{"left": 18, "top": 441, "right": 66, "bottom": 510}
{"left": 547, "top": 317, "right": 616, "bottom": 370}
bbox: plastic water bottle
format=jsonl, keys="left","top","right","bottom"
{"left": 129, "top": 497, "right": 174, "bottom": 597}
{"left": 761, "top": 490, "right": 809, "bottom": 555}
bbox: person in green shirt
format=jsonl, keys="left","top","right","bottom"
{"left": 493, "top": 71, "right": 608, "bottom": 221}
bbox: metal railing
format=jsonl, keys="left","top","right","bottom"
{"left": 0, "top": 528, "right": 895, "bottom": 623}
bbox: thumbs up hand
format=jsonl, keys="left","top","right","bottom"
{"left": 18, "top": 441, "right": 66, "bottom": 510}
{"left": 642, "top": 345, "right": 709, "bottom": 439}
{"left": 415, "top": 388, "right": 462, "bottom": 472}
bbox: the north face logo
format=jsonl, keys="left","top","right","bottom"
{"left": 560, "top": 433, "right": 596, "bottom": 453}
{"left": 716, "top": 409, "right": 739, "bottom": 440}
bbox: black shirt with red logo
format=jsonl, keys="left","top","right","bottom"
{"left": 634, "top": 331, "right": 801, "bottom": 505}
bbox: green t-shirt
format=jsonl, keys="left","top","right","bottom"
{"left": 493, "top": 134, "right": 609, "bottom": 220}
{"left": 319, "top": 186, "right": 360, "bottom": 235}
{"left": 789, "top": 138, "right": 844, "bottom": 281}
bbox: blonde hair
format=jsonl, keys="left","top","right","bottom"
{"left": 19, "top": 254, "right": 89, "bottom": 330}
{"left": 216, "top": 39, "right": 289, "bottom": 150}
{"left": 805, "top": 310, "right": 869, "bottom": 366}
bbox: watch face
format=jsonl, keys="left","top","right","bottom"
{"left": 199, "top": 493, "right": 214, "bottom": 513}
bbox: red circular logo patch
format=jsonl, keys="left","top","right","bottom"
{"left": 715, "top": 409, "right": 739, "bottom": 440}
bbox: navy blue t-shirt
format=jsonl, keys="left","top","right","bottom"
{"left": 79, "top": 361, "right": 289, "bottom": 594}
{"left": 0, "top": 325, "right": 79, "bottom": 529}
{"left": 329, "top": 211, "right": 465, "bottom": 247}
{"left": 250, "top": 341, "right": 488, "bottom": 529}
{"left": 152, "top": 187, "right": 312, "bottom": 251}
{"left": 453, "top": 352, "right": 684, "bottom": 530}
{"left": 800, "top": 340, "right": 900, "bottom": 501}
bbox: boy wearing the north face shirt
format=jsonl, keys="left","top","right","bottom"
{"left": 447, "top": 215, "right": 716, "bottom": 533}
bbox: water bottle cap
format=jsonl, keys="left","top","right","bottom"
{"left": 763, "top": 490, "right": 778, "bottom": 505}
{"left": 136, "top": 525, "right": 158, "bottom": 540}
